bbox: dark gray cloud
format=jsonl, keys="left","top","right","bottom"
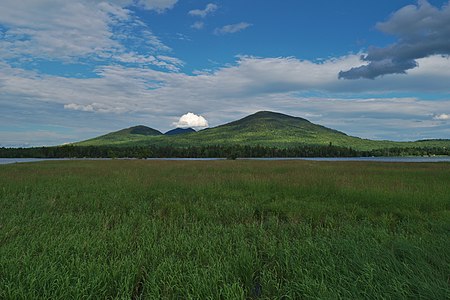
{"left": 339, "top": 0, "right": 450, "bottom": 79}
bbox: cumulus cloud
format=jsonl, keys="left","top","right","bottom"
{"left": 433, "top": 113, "right": 450, "bottom": 120}
{"left": 339, "top": 0, "right": 450, "bottom": 79}
{"left": 188, "top": 3, "right": 218, "bottom": 18}
{"left": 173, "top": 113, "right": 209, "bottom": 128}
{"left": 214, "top": 22, "right": 252, "bottom": 35}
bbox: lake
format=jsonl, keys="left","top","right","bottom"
{"left": 0, "top": 158, "right": 111, "bottom": 165}
{"left": 0, "top": 158, "right": 46, "bottom": 164}
{"left": 1, "top": 157, "right": 450, "bottom": 165}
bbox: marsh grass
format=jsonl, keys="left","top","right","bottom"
{"left": 0, "top": 160, "right": 449, "bottom": 299}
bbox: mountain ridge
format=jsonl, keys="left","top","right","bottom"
{"left": 73, "top": 111, "right": 450, "bottom": 151}
{"left": 165, "top": 128, "right": 196, "bottom": 135}
{"left": 79, "top": 125, "right": 162, "bottom": 145}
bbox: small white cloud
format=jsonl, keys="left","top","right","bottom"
{"left": 114, "top": 53, "right": 183, "bottom": 71}
{"left": 176, "top": 33, "right": 191, "bottom": 41}
{"left": 214, "top": 22, "right": 252, "bottom": 35}
{"left": 304, "top": 113, "right": 323, "bottom": 118}
{"left": 188, "top": 3, "right": 218, "bottom": 18}
{"left": 433, "top": 113, "right": 450, "bottom": 120}
{"left": 191, "top": 21, "right": 204, "bottom": 30}
{"left": 157, "top": 55, "right": 183, "bottom": 66}
{"left": 64, "top": 103, "right": 127, "bottom": 114}
{"left": 173, "top": 112, "right": 209, "bottom": 128}
{"left": 64, "top": 103, "right": 94, "bottom": 112}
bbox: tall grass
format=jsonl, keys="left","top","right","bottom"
{"left": 1, "top": 160, "right": 449, "bottom": 299}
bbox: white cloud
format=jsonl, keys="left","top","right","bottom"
{"left": 188, "top": 3, "right": 218, "bottom": 18}
{"left": 157, "top": 55, "right": 184, "bottom": 67}
{"left": 214, "top": 22, "right": 252, "bottom": 35}
{"left": 0, "top": 1, "right": 121, "bottom": 60}
{"left": 1, "top": 54, "right": 450, "bottom": 144}
{"left": 114, "top": 53, "right": 183, "bottom": 71}
{"left": 0, "top": 0, "right": 178, "bottom": 68}
{"left": 64, "top": 103, "right": 95, "bottom": 112}
{"left": 191, "top": 21, "right": 205, "bottom": 30}
{"left": 173, "top": 113, "right": 209, "bottom": 128}
{"left": 433, "top": 113, "right": 450, "bottom": 120}
{"left": 1, "top": 55, "right": 449, "bottom": 112}
{"left": 64, "top": 103, "right": 127, "bottom": 113}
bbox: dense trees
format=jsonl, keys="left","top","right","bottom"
{"left": 0, "top": 144, "right": 448, "bottom": 158}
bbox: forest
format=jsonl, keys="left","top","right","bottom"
{"left": 1, "top": 144, "right": 448, "bottom": 159}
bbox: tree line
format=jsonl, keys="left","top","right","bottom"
{"left": 0, "top": 144, "right": 448, "bottom": 159}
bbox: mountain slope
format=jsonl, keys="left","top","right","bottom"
{"left": 77, "top": 125, "right": 162, "bottom": 146}
{"left": 187, "top": 111, "right": 350, "bottom": 145}
{"left": 161, "top": 111, "right": 389, "bottom": 149}
{"left": 73, "top": 111, "right": 450, "bottom": 150}
{"left": 165, "top": 128, "right": 196, "bottom": 135}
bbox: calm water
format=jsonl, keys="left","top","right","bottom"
{"left": 1, "top": 157, "right": 450, "bottom": 165}
{"left": 0, "top": 158, "right": 111, "bottom": 165}
{"left": 0, "top": 158, "right": 46, "bottom": 164}
{"left": 0, "top": 158, "right": 225, "bottom": 165}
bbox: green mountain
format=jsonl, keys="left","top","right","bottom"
{"left": 79, "top": 125, "right": 162, "bottom": 146}
{"left": 74, "top": 111, "right": 450, "bottom": 150}
{"left": 165, "top": 127, "right": 196, "bottom": 135}
{"left": 175, "top": 111, "right": 356, "bottom": 146}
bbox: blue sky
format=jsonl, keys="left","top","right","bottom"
{"left": 0, "top": 0, "right": 449, "bottom": 146}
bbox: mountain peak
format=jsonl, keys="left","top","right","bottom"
{"left": 221, "top": 110, "right": 311, "bottom": 130}
{"left": 126, "top": 125, "right": 162, "bottom": 136}
{"left": 246, "top": 111, "right": 309, "bottom": 121}
{"left": 165, "top": 127, "right": 196, "bottom": 135}
{"left": 121, "top": 125, "right": 162, "bottom": 136}
{"left": 75, "top": 125, "right": 162, "bottom": 145}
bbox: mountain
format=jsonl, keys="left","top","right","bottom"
{"left": 162, "top": 111, "right": 384, "bottom": 149}
{"left": 77, "top": 125, "right": 162, "bottom": 146}
{"left": 186, "top": 111, "right": 351, "bottom": 145}
{"left": 165, "top": 128, "right": 196, "bottom": 135}
{"left": 73, "top": 111, "right": 450, "bottom": 150}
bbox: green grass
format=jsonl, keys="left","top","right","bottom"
{"left": 1, "top": 160, "right": 449, "bottom": 299}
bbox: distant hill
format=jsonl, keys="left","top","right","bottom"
{"left": 159, "top": 111, "right": 396, "bottom": 150}
{"left": 77, "top": 125, "right": 162, "bottom": 146}
{"left": 182, "top": 111, "right": 354, "bottom": 146}
{"left": 73, "top": 111, "right": 450, "bottom": 150}
{"left": 165, "top": 128, "right": 196, "bottom": 135}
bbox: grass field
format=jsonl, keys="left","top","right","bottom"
{"left": 1, "top": 160, "right": 449, "bottom": 299}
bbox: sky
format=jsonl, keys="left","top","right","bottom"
{"left": 0, "top": 0, "right": 449, "bottom": 147}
